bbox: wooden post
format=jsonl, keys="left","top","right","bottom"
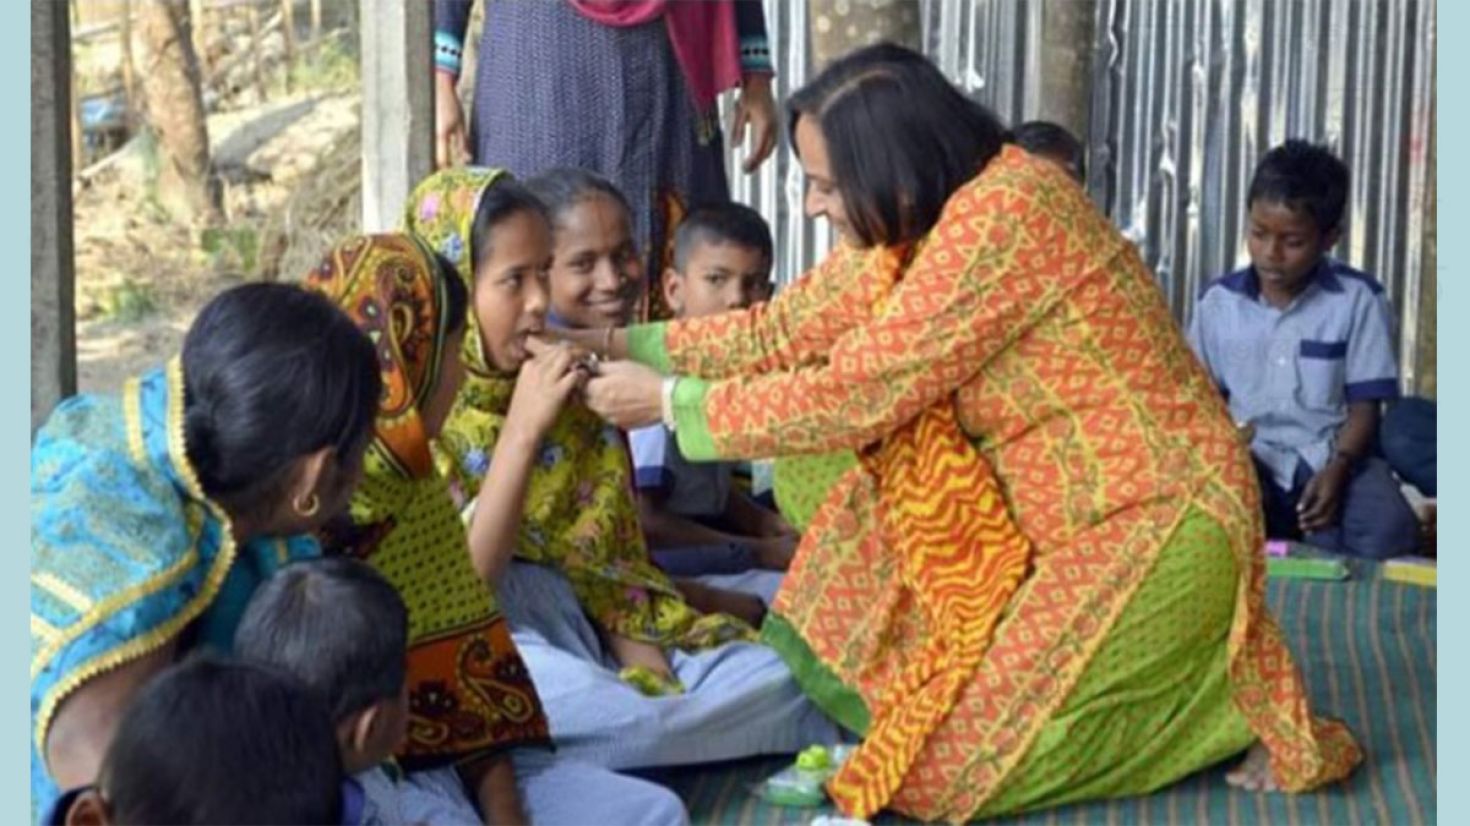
{"left": 310, "top": 0, "right": 321, "bottom": 41}
{"left": 33, "top": 0, "right": 79, "bottom": 430}
{"left": 359, "top": 0, "right": 432, "bottom": 232}
{"left": 280, "top": 0, "right": 296, "bottom": 91}
{"left": 249, "top": 1, "right": 266, "bottom": 102}
{"left": 120, "top": 0, "right": 136, "bottom": 130}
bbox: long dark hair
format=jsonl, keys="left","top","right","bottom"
{"left": 788, "top": 43, "right": 1011, "bottom": 247}
{"left": 181, "top": 283, "right": 381, "bottom": 517}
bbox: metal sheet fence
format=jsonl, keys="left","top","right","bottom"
{"left": 725, "top": 0, "right": 1434, "bottom": 392}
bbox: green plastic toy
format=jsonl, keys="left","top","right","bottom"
{"left": 1265, "top": 556, "right": 1350, "bottom": 581}
{"left": 755, "top": 745, "right": 855, "bottom": 808}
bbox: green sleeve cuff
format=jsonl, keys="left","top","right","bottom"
{"left": 671, "top": 377, "right": 719, "bottom": 461}
{"left": 625, "top": 323, "right": 672, "bottom": 373}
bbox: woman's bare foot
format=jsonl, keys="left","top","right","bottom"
{"left": 1225, "top": 741, "right": 1279, "bottom": 792}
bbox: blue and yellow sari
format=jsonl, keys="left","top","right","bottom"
{"left": 30, "top": 359, "right": 319, "bottom": 823}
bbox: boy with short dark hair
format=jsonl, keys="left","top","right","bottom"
{"left": 631, "top": 204, "right": 797, "bottom": 583}
{"left": 1188, "top": 139, "right": 1418, "bottom": 558}
{"left": 52, "top": 656, "right": 348, "bottom": 826}
{"left": 234, "top": 557, "right": 481, "bottom": 825}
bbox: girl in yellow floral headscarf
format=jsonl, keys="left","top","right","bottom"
{"left": 403, "top": 168, "right": 752, "bottom": 697}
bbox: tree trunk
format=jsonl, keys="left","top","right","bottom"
{"left": 136, "top": 0, "right": 221, "bottom": 224}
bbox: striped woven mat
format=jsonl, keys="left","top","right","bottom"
{"left": 659, "top": 574, "right": 1436, "bottom": 825}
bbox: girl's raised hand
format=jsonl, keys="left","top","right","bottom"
{"left": 509, "top": 339, "right": 593, "bottom": 438}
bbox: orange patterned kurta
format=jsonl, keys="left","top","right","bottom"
{"left": 635, "top": 146, "right": 1361, "bottom": 821}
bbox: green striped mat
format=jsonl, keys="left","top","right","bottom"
{"left": 658, "top": 575, "right": 1435, "bottom": 825}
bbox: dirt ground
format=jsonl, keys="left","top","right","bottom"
{"left": 67, "top": 2, "right": 489, "bottom": 396}
{"left": 73, "top": 88, "right": 361, "bottom": 394}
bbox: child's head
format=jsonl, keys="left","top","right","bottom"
{"left": 525, "top": 169, "right": 644, "bottom": 329}
{"left": 469, "top": 180, "right": 555, "bottom": 373}
{"left": 1013, "top": 120, "right": 1085, "bottom": 183}
{"left": 63, "top": 656, "right": 343, "bottom": 826}
{"left": 1245, "top": 140, "right": 1349, "bottom": 294}
{"left": 666, "top": 203, "right": 774, "bottom": 318}
{"left": 234, "top": 557, "right": 410, "bottom": 776}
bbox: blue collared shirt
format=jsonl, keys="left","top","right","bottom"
{"left": 1186, "top": 258, "right": 1400, "bottom": 490}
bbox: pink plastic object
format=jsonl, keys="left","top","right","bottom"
{"left": 1265, "top": 540, "right": 1290, "bottom": 557}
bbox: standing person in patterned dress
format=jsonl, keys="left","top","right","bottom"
{"left": 432, "top": 0, "right": 779, "bottom": 320}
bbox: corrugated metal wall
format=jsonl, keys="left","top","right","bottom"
{"left": 1089, "top": 0, "right": 1436, "bottom": 391}
{"left": 728, "top": 0, "right": 1435, "bottom": 392}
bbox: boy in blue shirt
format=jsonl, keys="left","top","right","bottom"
{"left": 630, "top": 204, "right": 798, "bottom": 580}
{"left": 1188, "top": 140, "right": 1418, "bottom": 558}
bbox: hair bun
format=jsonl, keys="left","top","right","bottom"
{"left": 183, "top": 389, "right": 223, "bottom": 487}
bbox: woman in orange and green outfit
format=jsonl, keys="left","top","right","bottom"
{"left": 575, "top": 44, "right": 1361, "bottom": 822}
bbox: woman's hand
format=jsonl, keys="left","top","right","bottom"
{"left": 434, "top": 71, "right": 469, "bottom": 170}
{"left": 509, "top": 339, "right": 591, "bottom": 439}
{"left": 731, "top": 73, "right": 778, "bottom": 173}
{"left": 582, "top": 361, "right": 666, "bottom": 429}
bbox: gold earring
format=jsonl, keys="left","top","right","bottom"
{"left": 294, "top": 493, "right": 321, "bottom": 518}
